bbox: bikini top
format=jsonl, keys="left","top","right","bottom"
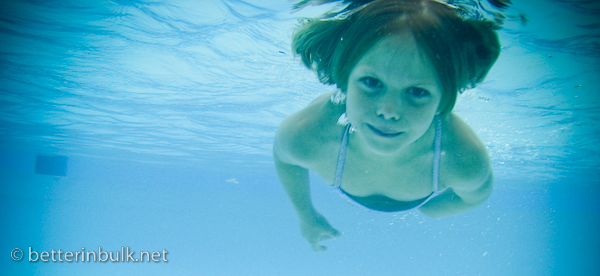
{"left": 332, "top": 115, "right": 443, "bottom": 213}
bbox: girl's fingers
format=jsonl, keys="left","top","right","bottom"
{"left": 311, "top": 242, "right": 327, "bottom": 252}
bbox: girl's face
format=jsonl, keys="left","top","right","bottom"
{"left": 345, "top": 33, "right": 443, "bottom": 156}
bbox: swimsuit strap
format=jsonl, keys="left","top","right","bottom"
{"left": 409, "top": 115, "right": 443, "bottom": 210}
{"left": 333, "top": 124, "right": 351, "bottom": 189}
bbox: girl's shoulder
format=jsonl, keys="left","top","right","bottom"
{"left": 274, "top": 91, "right": 346, "bottom": 167}
{"left": 441, "top": 113, "right": 493, "bottom": 190}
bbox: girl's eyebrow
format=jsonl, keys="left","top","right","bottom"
{"left": 352, "top": 65, "right": 380, "bottom": 75}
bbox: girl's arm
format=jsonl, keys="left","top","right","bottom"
{"left": 419, "top": 171, "right": 493, "bottom": 218}
{"left": 421, "top": 113, "right": 494, "bottom": 218}
{"left": 273, "top": 155, "right": 317, "bottom": 220}
{"left": 273, "top": 149, "right": 341, "bottom": 251}
{"left": 273, "top": 93, "right": 341, "bottom": 251}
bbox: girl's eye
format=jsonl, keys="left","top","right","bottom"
{"left": 407, "top": 87, "right": 430, "bottom": 98}
{"left": 359, "top": 77, "right": 383, "bottom": 89}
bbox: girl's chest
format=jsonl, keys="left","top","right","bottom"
{"left": 341, "top": 154, "right": 436, "bottom": 201}
{"left": 310, "top": 143, "right": 437, "bottom": 201}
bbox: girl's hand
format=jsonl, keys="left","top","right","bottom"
{"left": 299, "top": 212, "right": 341, "bottom": 251}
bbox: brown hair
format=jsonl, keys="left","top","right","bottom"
{"left": 292, "top": 0, "right": 501, "bottom": 114}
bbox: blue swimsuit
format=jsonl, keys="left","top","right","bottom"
{"left": 333, "top": 115, "right": 444, "bottom": 213}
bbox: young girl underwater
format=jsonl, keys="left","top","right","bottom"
{"left": 273, "top": 0, "right": 501, "bottom": 251}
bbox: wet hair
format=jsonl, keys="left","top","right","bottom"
{"left": 292, "top": 0, "right": 501, "bottom": 114}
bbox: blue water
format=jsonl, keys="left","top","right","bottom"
{"left": 1, "top": 0, "right": 598, "bottom": 275}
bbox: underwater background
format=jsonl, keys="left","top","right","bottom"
{"left": 1, "top": 0, "right": 599, "bottom": 275}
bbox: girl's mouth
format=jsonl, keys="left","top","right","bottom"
{"left": 367, "top": 124, "right": 403, "bottom": 138}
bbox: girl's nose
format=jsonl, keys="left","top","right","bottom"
{"left": 376, "top": 97, "right": 401, "bottom": 121}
